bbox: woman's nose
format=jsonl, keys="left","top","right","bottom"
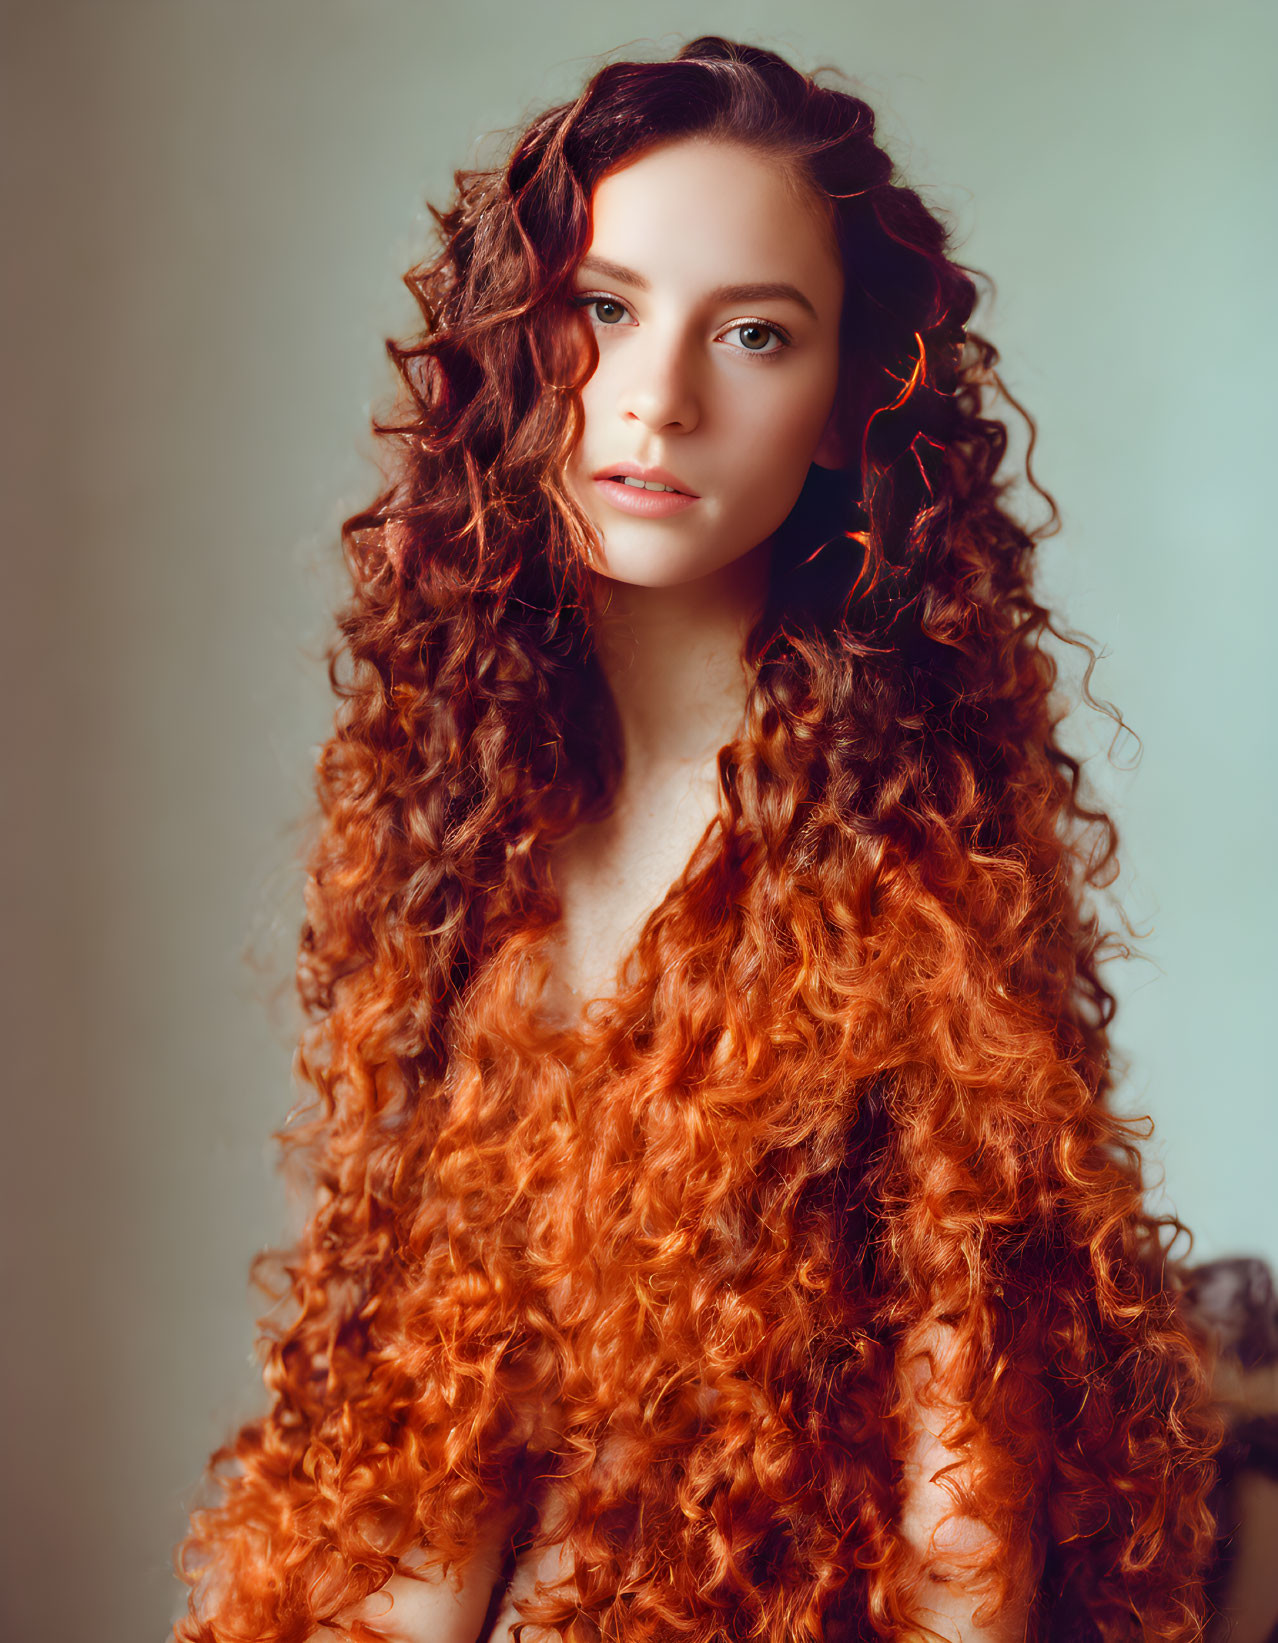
{"left": 617, "top": 331, "right": 701, "bottom": 435}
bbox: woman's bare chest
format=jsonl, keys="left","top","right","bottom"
{"left": 540, "top": 764, "right": 725, "bottom": 1021}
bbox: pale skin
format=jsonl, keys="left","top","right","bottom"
{"left": 314, "top": 138, "right": 1033, "bottom": 1643}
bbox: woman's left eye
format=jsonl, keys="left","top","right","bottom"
{"left": 721, "top": 322, "right": 788, "bottom": 356}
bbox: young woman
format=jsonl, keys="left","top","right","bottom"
{"left": 174, "top": 37, "right": 1221, "bottom": 1643}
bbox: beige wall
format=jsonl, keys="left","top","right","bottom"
{"left": 3, "top": 3, "right": 1274, "bottom": 1640}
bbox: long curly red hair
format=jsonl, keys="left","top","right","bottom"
{"left": 174, "top": 36, "right": 1221, "bottom": 1643}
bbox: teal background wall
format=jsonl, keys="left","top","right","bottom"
{"left": 3, "top": 4, "right": 1273, "bottom": 1640}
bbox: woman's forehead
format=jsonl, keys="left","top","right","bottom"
{"left": 582, "top": 138, "right": 843, "bottom": 315}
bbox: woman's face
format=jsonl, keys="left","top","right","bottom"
{"left": 562, "top": 138, "right": 846, "bottom": 590}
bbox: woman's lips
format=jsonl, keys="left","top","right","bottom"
{"left": 593, "top": 477, "right": 699, "bottom": 518}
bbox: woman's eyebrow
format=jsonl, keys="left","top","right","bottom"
{"left": 577, "top": 255, "right": 819, "bottom": 321}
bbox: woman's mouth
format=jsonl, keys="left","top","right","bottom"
{"left": 593, "top": 477, "right": 699, "bottom": 517}
{"left": 592, "top": 464, "right": 699, "bottom": 517}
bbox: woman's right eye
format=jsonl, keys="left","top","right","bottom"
{"left": 574, "top": 294, "right": 630, "bottom": 326}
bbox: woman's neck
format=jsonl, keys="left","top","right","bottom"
{"left": 589, "top": 539, "right": 770, "bottom": 787}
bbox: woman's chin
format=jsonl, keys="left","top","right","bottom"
{"left": 586, "top": 540, "right": 773, "bottom": 594}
